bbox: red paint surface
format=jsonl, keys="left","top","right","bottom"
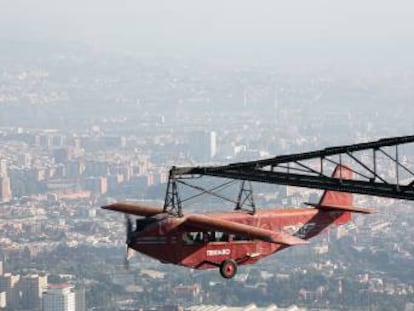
{"left": 129, "top": 206, "right": 350, "bottom": 270}
{"left": 106, "top": 165, "right": 359, "bottom": 272}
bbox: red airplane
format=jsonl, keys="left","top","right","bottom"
{"left": 102, "top": 165, "right": 374, "bottom": 279}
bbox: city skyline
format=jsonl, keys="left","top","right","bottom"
{"left": 1, "top": 1, "right": 414, "bottom": 310}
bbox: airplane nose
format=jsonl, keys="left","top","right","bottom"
{"left": 125, "top": 215, "right": 139, "bottom": 246}
{"left": 124, "top": 215, "right": 135, "bottom": 269}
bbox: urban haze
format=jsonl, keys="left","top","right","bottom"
{"left": 1, "top": 1, "right": 414, "bottom": 311}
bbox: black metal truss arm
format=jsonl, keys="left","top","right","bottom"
{"left": 169, "top": 135, "right": 414, "bottom": 201}
{"left": 200, "top": 168, "right": 414, "bottom": 201}
{"left": 173, "top": 135, "right": 414, "bottom": 175}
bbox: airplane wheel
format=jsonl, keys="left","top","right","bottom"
{"left": 220, "top": 259, "right": 237, "bottom": 279}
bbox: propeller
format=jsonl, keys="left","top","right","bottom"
{"left": 124, "top": 215, "right": 134, "bottom": 269}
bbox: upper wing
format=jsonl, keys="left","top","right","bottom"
{"left": 185, "top": 214, "right": 308, "bottom": 246}
{"left": 102, "top": 202, "right": 164, "bottom": 217}
{"left": 101, "top": 204, "right": 308, "bottom": 245}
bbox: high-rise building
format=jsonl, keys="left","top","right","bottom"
{"left": 0, "top": 159, "right": 7, "bottom": 177}
{"left": 189, "top": 131, "right": 217, "bottom": 162}
{"left": 52, "top": 135, "right": 66, "bottom": 148}
{"left": 0, "top": 291, "right": 5, "bottom": 308}
{"left": 85, "top": 176, "right": 108, "bottom": 194}
{"left": 75, "top": 287, "right": 86, "bottom": 311}
{"left": 0, "top": 273, "right": 20, "bottom": 308}
{"left": 66, "top": 160, "right": 86, "bottom": 178}
{"left": 210, "top": 131, "right": 217, "bottom": 159}
{"left": 43, "top": 284, "right": 75, "bottom": 311}
{"left": 84, "top": 161, "right": 108, "bottom": 177}
{"left": 19, "top": 274, "right": 47, "bottom": 310}
{"left": 0, "top": 160, "right": 11, "bottom": 202}
{"left": 17, "top": 153, "right": 32, "bottom": 168}
{"left": 54, "top": 148, "right": 73, "bottom": 164}
{"left": 37, "top": 134, "right": 53, "bottom": 148}
{"left": 0, "top": 177, "right": 12, "bottom": 202}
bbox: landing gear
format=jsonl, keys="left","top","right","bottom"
{"left": 219, "top": 259, "right": 238, "bottom": 279}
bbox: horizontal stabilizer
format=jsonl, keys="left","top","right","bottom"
{"left": 185, "top": 214, "right": 309, "bottom": 246}
{"left": 305, "top": 202, "right": 376, "bottom": 214}
{"left": 102, "top": 202, "right": 164, "bottom": 217}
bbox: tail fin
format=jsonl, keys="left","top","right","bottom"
{"left": 319, "top": 165, "right": 353, "bottom": 207}
{"left": 319, "top": 165, "right": 353, "bottom": 224}
{"left": 305, "top": 165, "right": 375, "bottom": 225}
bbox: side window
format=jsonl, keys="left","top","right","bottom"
{"left": 209, "top": 232, "right": 250, "bottom": 242}
{"left": 212, "top": 231, "right": 223, "bottom": 241}
{"left": 209, "top": 231, "right": 229, "bottom": 242}
{"left": 182, "top": 231, "right": 251, "bottom": 244}
{"left": 182, "top": 232, "right": 206, "bottom": 245}
{"left": 233, "top": 234, "right": 250, "bottom": 241}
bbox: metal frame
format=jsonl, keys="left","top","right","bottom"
{"left": 168, "top": 135, "right": 414, "bottom": 202}
{"left": 235, "top": 181, "right": 256, "bottom": 214}
{"left": 163, "top": 169, "right": 183, "bottom": 217}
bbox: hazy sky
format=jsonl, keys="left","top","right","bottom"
{"left": 1, "top": 1, "right": 414, "bottom": 65}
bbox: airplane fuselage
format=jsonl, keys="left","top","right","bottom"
{"left": 129, "top": 207, "right": 350, "bottom": 270}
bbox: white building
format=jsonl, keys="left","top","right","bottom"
{"left": 43, "top": 284, "right": 75, "bottom": 311}
{"left": 189, "top": 130, "right": 217, "bottom": 162}
{"left": 0, "top": 291, "right": 5, "bottom": 308}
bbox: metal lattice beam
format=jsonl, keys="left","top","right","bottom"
{"left": 169, "top": 135, "right": 414, "bottom": 201}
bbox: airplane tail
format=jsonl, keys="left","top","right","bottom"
{"left": 305, "top": 165, "right": 375, "bottom": 225}
{"left": 319, "top": 165, "right": 353, "bottom": 225}
{"left": 320, "top": 165, "right": 353, "bottom": 206}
